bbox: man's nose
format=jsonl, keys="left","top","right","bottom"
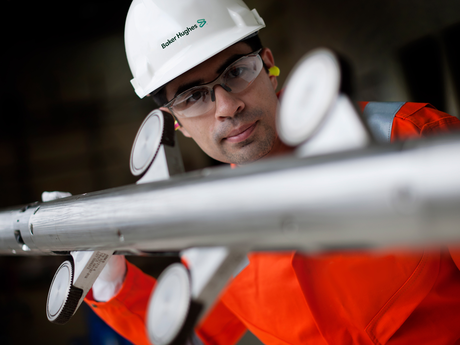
{"left": 213, "top": 85, "right": 245, "bottom": 120}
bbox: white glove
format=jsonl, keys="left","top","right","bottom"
{"left": 41, "top": 191, "right": 72, "bottom": 202}
{"left": 92, "top": 255, "right": 127, "bottom": 302}
{"left": 41, "top": 190, "right": 127, "bottom": 302}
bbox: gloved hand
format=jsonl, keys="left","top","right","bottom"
{"left": 41, "top": 191, "right": 127, "bottom": 302}
{"left": 41, "top": 191, "right": 72, "bottom": 202}
{"left": 92, "top": 255, "right": 127, "bottom": 302}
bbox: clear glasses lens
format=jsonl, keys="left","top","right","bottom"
{"left": 174, "top": 88, "right": 211, "bottom": 117}
{"left": 170, "top": 53, "right": 263, "bottom": 118}
{"left": 224, "top": 56, "right": 261, "bottom": 89}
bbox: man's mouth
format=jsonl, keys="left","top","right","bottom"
{"left": 224, "top": 122, "right": 258, "bottom": 143}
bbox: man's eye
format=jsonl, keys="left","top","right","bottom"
{"left": 227, "top": 66, "right": 247, "bottom": 78}
{"left": 185, "top": 90, "right": 206, "bottom": 105}
{"left": 174, "top": 89, "right": 206, "bottom": 111}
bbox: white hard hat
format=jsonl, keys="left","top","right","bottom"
{"left": 125, "top": 0, "right": 265, "bottom": 99}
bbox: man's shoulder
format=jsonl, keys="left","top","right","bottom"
{"left": 395, "top": 102, "right": 460, "bottom": 136}
{"left": 358, "top": 101, "right": 460, "bottom": 139}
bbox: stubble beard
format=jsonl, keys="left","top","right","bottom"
{"left": 215, "top": 109, "right": 276, "bottom": 165}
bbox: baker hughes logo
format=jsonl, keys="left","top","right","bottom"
{"left": 161, "top": 19, "right": 207, "bottom": 49}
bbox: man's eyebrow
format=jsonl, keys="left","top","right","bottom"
{"left": 216, "top": 53, "right": 246, "bottom": 75}
{"left": 174, "top": 79, "right": 205, "bottom": 98}
{"left": 172, "top": 53, "right": 247, "bottom": 99}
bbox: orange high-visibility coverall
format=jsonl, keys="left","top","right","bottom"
{"left": 85, "top": 102, "right": 460, "bottom": 345}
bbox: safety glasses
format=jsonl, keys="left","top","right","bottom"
{"left": 165, "top": 49, "right": 263, "bottom": 119}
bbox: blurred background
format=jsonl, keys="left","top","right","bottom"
{"left": 1, "top": 0, "right": 460, "bottom": 343}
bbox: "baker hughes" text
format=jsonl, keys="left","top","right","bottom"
{"left": 161, "top": 24, "right": 199, "bottom": 49}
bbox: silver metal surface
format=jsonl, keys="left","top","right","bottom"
{"left": 1, "top": 135, "right": 460, "bottom": 255}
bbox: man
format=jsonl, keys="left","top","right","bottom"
{"left": 84, "top": 0, "right": 460, "bottom": 344}
{"left": 157, "top": 43, "right": 290, "bottom": 165}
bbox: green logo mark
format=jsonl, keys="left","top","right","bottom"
{"left": 197, "top": 19, "right": 206, "bottom": 28}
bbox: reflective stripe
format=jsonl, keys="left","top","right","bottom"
{"left": 362, "top": 102, "right": 405, "bottom": 143}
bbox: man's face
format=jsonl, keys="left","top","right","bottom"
{"left": 161, "top": 43, "right": 283, "bottom": 165}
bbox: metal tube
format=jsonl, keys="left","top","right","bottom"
{"left": 1, "top": 135, "right": 460, "bottom": 256}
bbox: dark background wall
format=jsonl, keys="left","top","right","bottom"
{"left": 1, "top": 0, "right": 460, "bottom": 344}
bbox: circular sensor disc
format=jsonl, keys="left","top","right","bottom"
{"left": 46, "top": 260, "right": 72, "bottom": 321}
{"left": 147, "top": 263, "right": 191, "bottom": 345}
{"left": 277, "top": 48, "right": 341, "bottom": 146}
{"left": 130, "top": 109, "right": 164, "bottom": 176}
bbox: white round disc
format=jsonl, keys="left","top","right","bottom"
{"left": 130, "top": 109, "right": 164, "bottom": 176}
{"left": 47, "top": 260, "right": 72, "bottom": 320}
{"left": 277, "top": 48, "right": 341, "bottom": 146}
{"left": 147, "top": 263, "right": 191, "bottom": 345}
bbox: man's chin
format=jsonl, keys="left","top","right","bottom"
{"left": 221, "top": 139, "right": 274, "bottom": 165}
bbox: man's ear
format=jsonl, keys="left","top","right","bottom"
{"left": 160, "top": 107, "right": 192, "bottom": 137}
{"left": 260, "top": 48, "right": 278, "bottom": 91}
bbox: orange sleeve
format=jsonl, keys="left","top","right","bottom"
{"left": 84, "top": 260, "right": 245, "bottom": 345}
{"left": 196, "top": 300, "right": 247, "bottom": 345}
{"left": 84, "top": 261, "right": 156, "bottom": 345}
{"left": 391, "top": 103, "right": 460, "bottom": 141}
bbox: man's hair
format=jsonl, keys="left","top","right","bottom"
{"left": 151, "top": 33, "right": 263, "bottom": 107}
